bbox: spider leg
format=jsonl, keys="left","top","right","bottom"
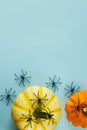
{"left": 14, "top": 74, "right": 20, "bottom": 80}
{"left": 11, "top": 90, "right": 16, "bottom": 96}
{"left": 5, "top": 88, "right": 8, "bottom": 95}
{"left": 33, "top": 92, "right": 38, "bottom": 98}
{"left": 53, "top": 85, "right": 57, "bottom": 93}
{"left": 18, "top": 79, "right": 25, "bottom": 87}
{"left": 6, "top": 97, "right": 11, "bottom": 105}
{"left": 65, "top": 91, "right": 70, "bottom": 96}
{"left": 56, "top": 77, "right": 62, "bottom": 84}
{"left": 18, "top": 80, "right": 23, "bottom": 86}
{"left": 67, "top": 92, "right": 74, "bottom": 98}
{"left": 71, "top": 81, "right": 74, "bottom": 88}
{"left": 66, "top": 84, "right": 72, "bottom": 89}
{"left": 9, "top": 97, "right": 14, "bottom": 103}
{"left": 64, "top": 87, "right": 70, "bottom": 91}
{"left": 21, "top": 69, "right": 25, "bottom": 75}
{"left": 32, "top": 100, "right": 38, "bottom": 108}
{"left": 49, "top": 77, "right": 53, "bottom": 82}
{"left": 45, "top": 83, "right": 52, "bottom": 88}
{"left": 21, "top": 79, "right": 26, "bottom": 87}
{"left": 55, "top": 81, "right": 62, "bottom": 84}
{"left": 25, "top": 78, "right": 30, "bottom": 84}
{"left": 23, "top": 71, "right": 28, "bottom": 77}
{"left": 0, "top": 95, "right": 7, "bottom": 100}
{"left": 25, "top": 76, "right": 31, "bottom": 79}
{"left": 42, "top": 94, "right": 48, "bottom": 101}
{"left": 30, "top": 99, "right": 36, "bottom": 101}
{"left": 7, "top": 88, "right": 13, "bottom": 94}
{"left": 25, "top": 121, "right": 30, "bottom": 128}
{"left": 45, "top": 82, "right": 52, "bottom": 85}
{"left": 55, "top": 85, "right": 59, "bottom": 91}
{"left": 53, "top": 75, "right": 56, "bottom": 81}
{"left": 74, "top": 86, "right": 80, "bottom": 91}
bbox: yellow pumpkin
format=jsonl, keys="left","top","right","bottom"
{"left": 11, "top": 86, "right": 62, "bottom": 130}
{"left": 65, "top": 90, "right": 87, "bottom": 128}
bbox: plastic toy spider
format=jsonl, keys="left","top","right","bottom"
{"left": 70, "top": 98, "right": 87, "bottom": 117}
{"left": 46, "top": 76, "right": 62, "bottom": 93}
{"left": 0, "top": 88, "right": 16, "bottom": 105}
{"left": 14, "top": 69, "right": 31, "bottom": 87}
{"left": 64, "top": 81, "right": 80, "bottom": 98}
{"left": 33, "top": 107, "right": 55, "bottom": 125}
{"left": 30, "top": 90, "right": 48, "bottom": 108}
{"left": 20, "top": 109, "right": 38, "bottom": 128}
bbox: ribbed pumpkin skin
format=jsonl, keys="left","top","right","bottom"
{"left": 65, "top": 90, "right": 87, "bottom": 128}
{"left": 11, "top": 86, "right": 62, "bottom": 130}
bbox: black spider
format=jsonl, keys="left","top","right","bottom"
{"left": 0, "top": 88, "right": 16, "bottom": 105}
{"left": 20, "top": 109, "right": 38, "bottom": 128}
{"left": 70, "top": 98, "right": 87, "bottom": 117}
{"left": 64, "top": 81, "right": 80, "bottom": 98}
{"left": 30, "top": 90, "right": 48, "bottom": 108}
{"left": 14, "top": 69, "right": 31, "bottom": 87}
{"left": 36, "top": 107, "right": 55, "bottom": 125}
{"left": 46, "top": 76, "right": 62, "bottom": 93}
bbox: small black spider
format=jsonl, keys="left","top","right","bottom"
{"left": 46, "top": 76, "right": 62, "bottom": 93}
{"left": 30, "top": 90, "right": 48, "bottom": 108}
{"left": 14, "top": 69, "right": 31, "bottom": 87}
{"left": 20, "top": 109, "right": 38, "bottom": 128}
{"left": 64, "top": 81, "right": 80, "bottom": 98}
{"left": 0, "top": 88, "right": 16, "bottom": 105}
{"left": 70, "top": 98, "right": 87, "bottom": 117}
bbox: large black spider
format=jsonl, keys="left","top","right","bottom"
{"left": 46, "top": 76, "right": 62, "bottom": 93}
{"left": 0, "top": 88, "right": 16, "bottom": 105}
{"left": 30, "top": 90, "right": 48, "bottom": 108}
{"left": 34, "top": 107, "right": 55, "bottom": 125}
{"left": 14, "top": 69, "right": 31, "bottom": 87}
{"left": 64, "top": 81, "right": 80, "bottom": 98}
{"left": 20, "top": 109, "right": 38, "bottom": 128}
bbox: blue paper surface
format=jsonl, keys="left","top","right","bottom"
{"left": 0, "top": 0, "right": 87, "bottom": 130}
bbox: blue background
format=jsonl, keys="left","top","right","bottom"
{"left": 0, "top": 0, "right": 87, "bottom": 130}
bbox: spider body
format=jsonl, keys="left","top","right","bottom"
{"left": 70, "top": 98, "right": 87, "bottom": 117}
{"left": 64, "top": 81, "right": 80, "bottom": 98}
{"left": 30, "top": 90, "right": 48, "bottom": 108}
{"left": 14, "top": 69, "right": 31, "bottom": 87}
{"left": 33, "top": 108, "right": 54, "bottom": 125}
{"left": 46, "top": 76, "right": 62, "bottom": 93}
{"left": 0, "top": 88, "right": 16, "bottom": 105}
{"left": 20, "top": 110, "right": 38, "bottom": 128}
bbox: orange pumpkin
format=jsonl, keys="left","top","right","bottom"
{"left": 65, "top": 90, "right": 87, "bottom": 128}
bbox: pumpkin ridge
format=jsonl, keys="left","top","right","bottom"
{"left": 14, "top": 103, "right": 28, "bottom": 112}
{"left": 22, "top": 92, "right": 32, "bottom": 107}
{"left": 39, "top": 87, "right": 43, "bottom": 98}
{"left": 53, "top": 108, "right": 61, "bottom": 113}
{"left": 40, "top": 120, "right": 47, "bottom": 130}
{"left": 45, "top": 95, "right": 55, "bottom": 108}
{"left": 32, "top": 123, "right": 37, "bottom": 130}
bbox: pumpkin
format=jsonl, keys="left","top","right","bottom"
{"left": 11, "top": 86, "right": 62, "bottom": 130}
{"left": 65, "top": 90, "right": 87, "bottom": 128}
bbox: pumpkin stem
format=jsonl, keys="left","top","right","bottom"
{"left": 82, "top": 107, "right": 87, "bottom": 115}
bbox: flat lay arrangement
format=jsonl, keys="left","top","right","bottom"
{"left": 0, "top": 0, "right": 87, "bottom": 130}
{"left": 0, "top": 69, "right": 87, "bottom": 130}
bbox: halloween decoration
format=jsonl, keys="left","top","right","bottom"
{"left": 46, "top": 76, "right": 62, "bottom": 93}
{"left": 0, "top": 88, "right": 16, "bottom": 105}
{"left": 65, "top": 90, "right": 87, "bottom": 128}
{"left": 14, "top": 69, "right": 31, "bottom": 87}
{"left": 11, "top": 86, "right": 62, "bottom": 130}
